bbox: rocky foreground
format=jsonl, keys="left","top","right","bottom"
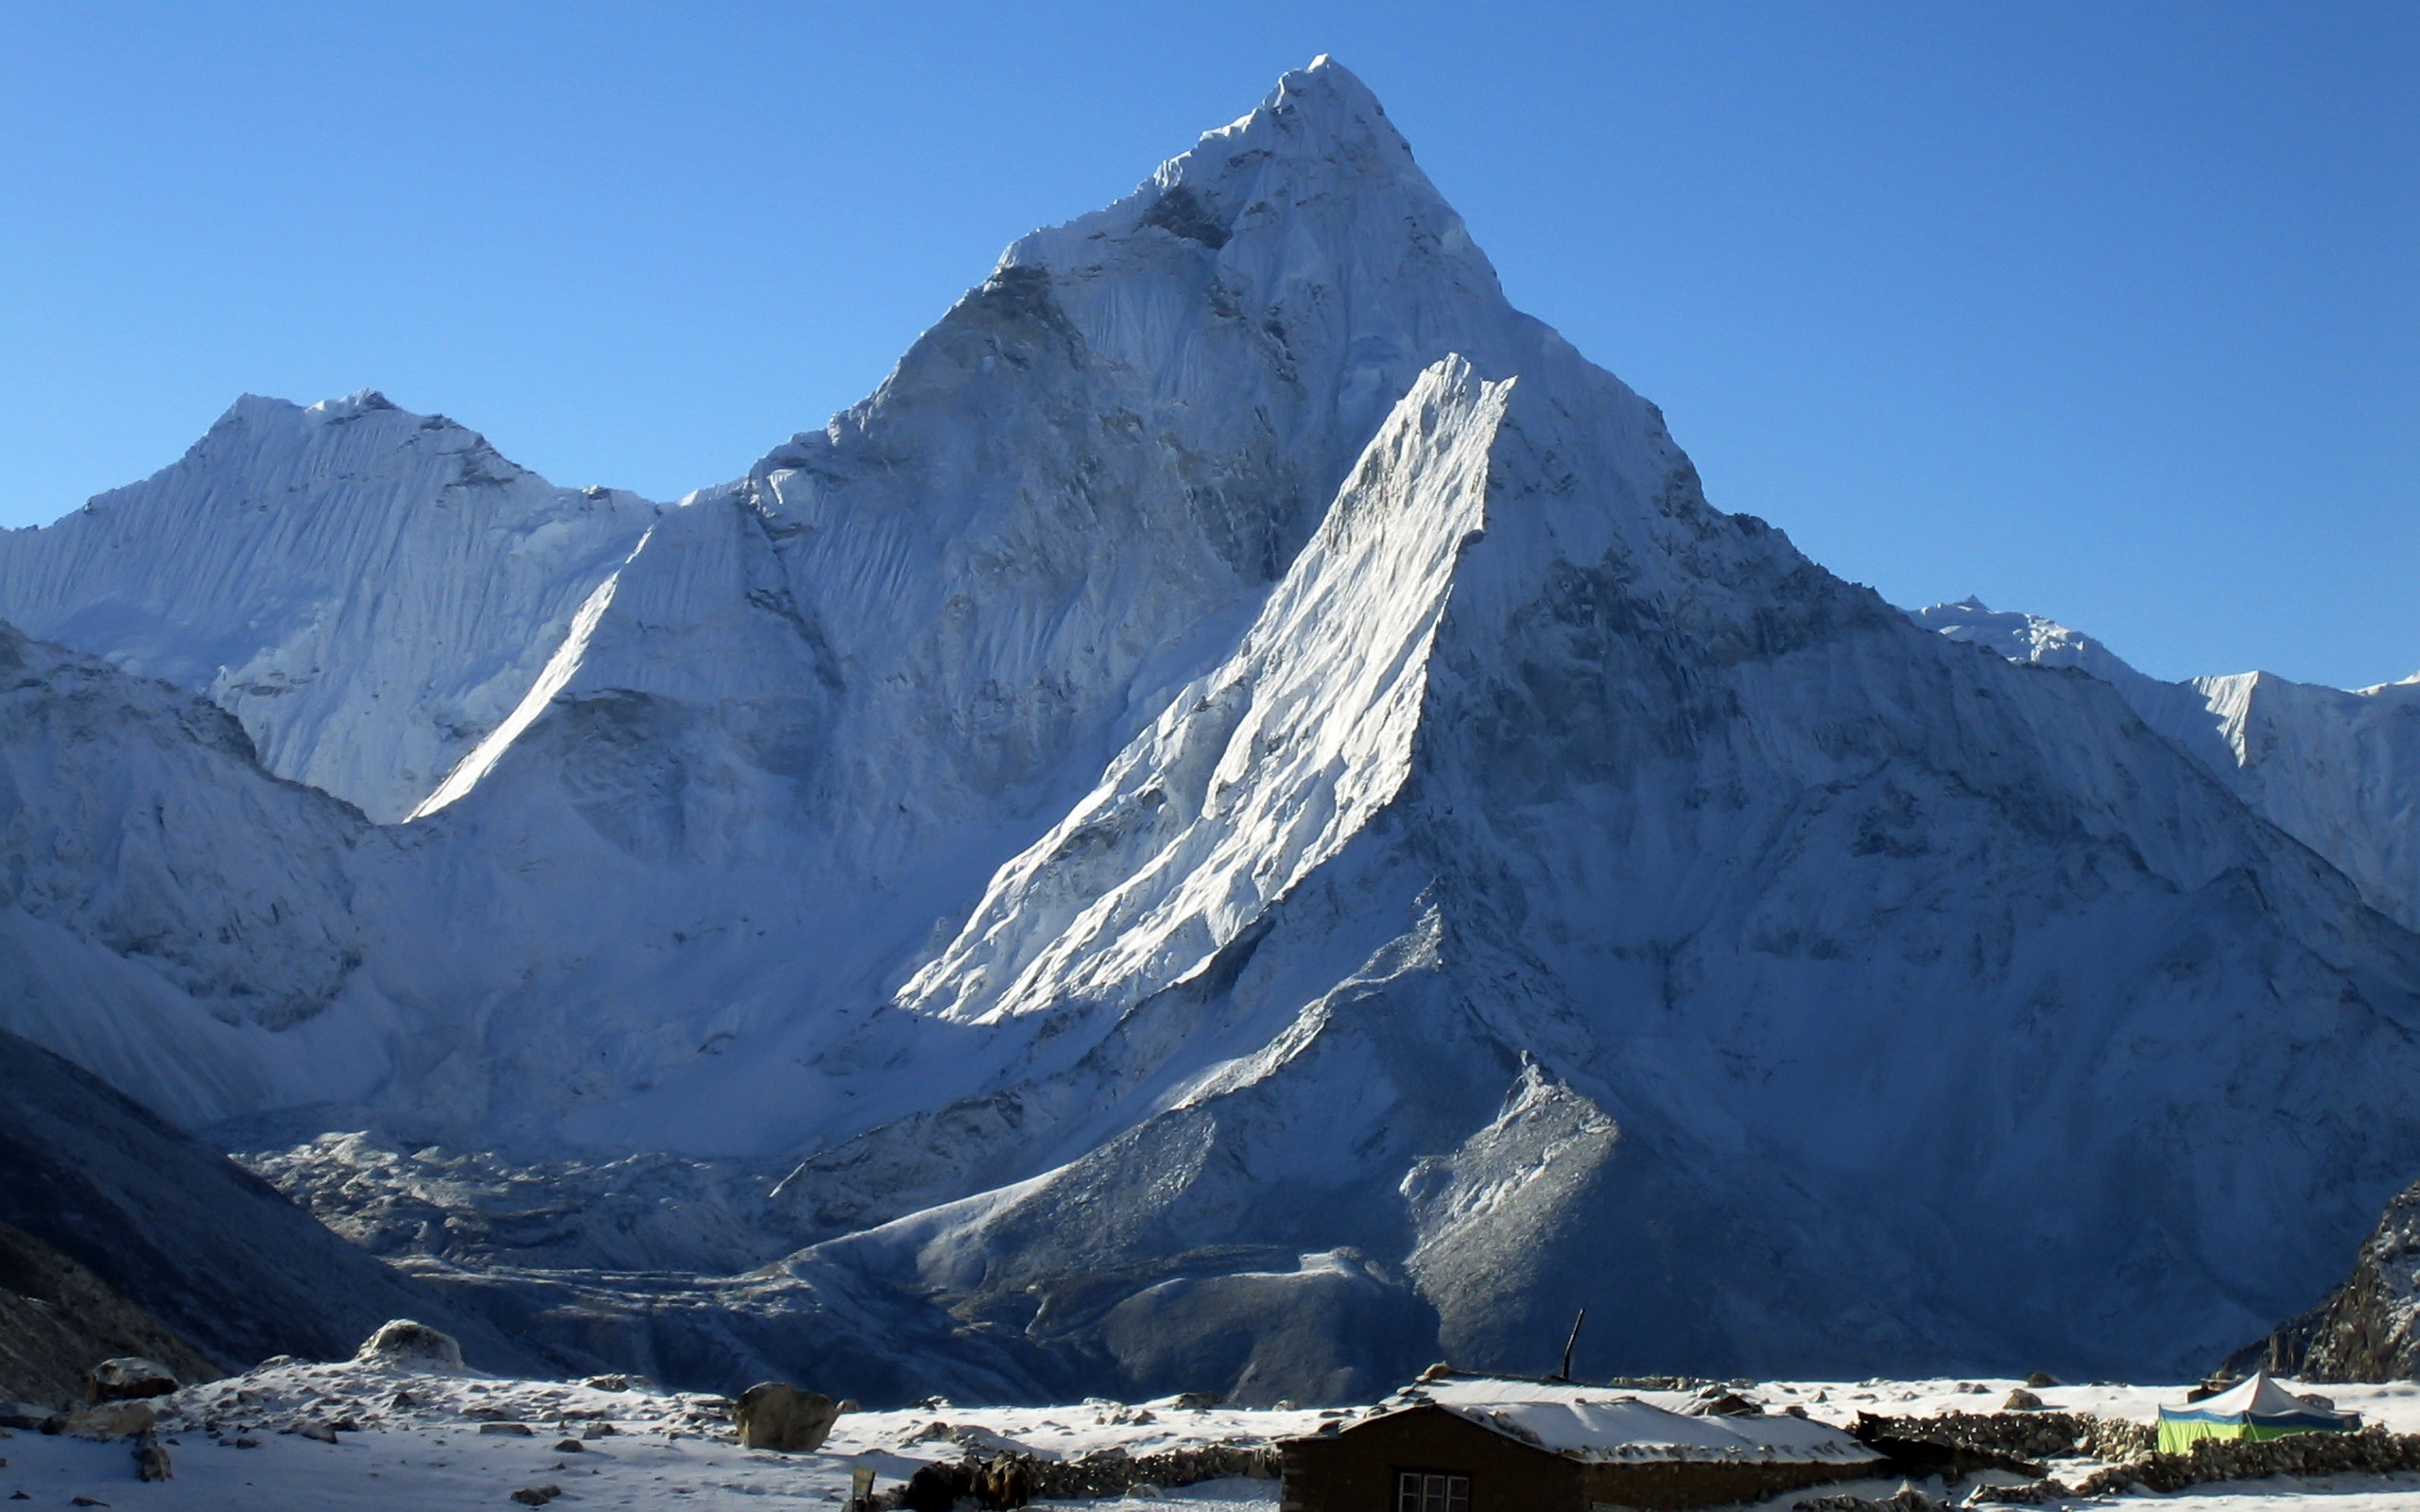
{"left": 9, "top": 1334, "right": 2420, "bottom": 1512}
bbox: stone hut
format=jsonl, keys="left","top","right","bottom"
{"left": 1279, "top": 1374, "right": 1883, "bottom": 1512}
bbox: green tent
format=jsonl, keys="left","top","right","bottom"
{"left": 2156, "top": 1371, "right": 2360, "bottom": 1454}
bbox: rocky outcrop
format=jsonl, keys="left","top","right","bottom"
{"left": 0, "top": 1221, "right": 215, "bottom": 1409}
{"left": 2238, "top": 1176, "right": 2420, "bottom": 1381}
{"left": 0, "top": 1027, "right": 541, "bottom": 1378}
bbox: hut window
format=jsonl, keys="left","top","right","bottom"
{"left": 1395, "top": 1470, "right": 1470, "bottom": 1512}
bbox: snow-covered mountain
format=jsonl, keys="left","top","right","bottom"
{"left": 0, "top": 622, "right": 389, "bottom": 1125}
{"left": 0, "top": 393, "right": 658, "bottom": 823}
{"left": 1912, "top": 598, "right": 2420, "bottom": 932}
{"left": 6, "top": 58, "right": 2420, "bottom": 1400}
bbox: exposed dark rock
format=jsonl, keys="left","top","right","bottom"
{"left": 0, "top": 1028, "right": 539, "bottom": 1378}
{"left": 2235, "top": 1174, "right": 2420, "bottom": 1381}
{"left": 1139, "top": 186, "right": 1230, "bottom": 249}
{"left": 58, "top": 1400, "right": 155, "bottom": 1439}
{"left": 1851, "top": 1409, "right": 2152, "bottom": 1466}
{"left": 86, "top": 1357, "right": 178, "bottom": 1402}
{"left": 132, "top": 1430, "right": 171, "bottom": 1482}
{"left": 1794, "top": 1491, "right": 1936, "bottom": 1512}
{"left": 0, "top": 1222, "right": 215, "bottom": 1409}
{"left": 1847, "top": 1419, "right": 2046, "bottom": 1483}
{"left": 2044, "top": 1426, "right": 2420, "bottom": 1496}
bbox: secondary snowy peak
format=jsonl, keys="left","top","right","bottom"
{"left": 2184, "top": 668, "right": 2420, "bottom": 932}
{"left": 0, "top": 392, "right": 660, "bottom": 821}
{"left": 900, "top": 357, "right": 1512, "bottom": 1025}
{"left": 1907, "top": 596, "right": 2151, "bottom": 687}
{"left": 1911, "top": 597, "right": 2420, "bottom": 930}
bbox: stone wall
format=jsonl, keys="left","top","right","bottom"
{"left": 1852, "top": 1410, "right": 2153, "bottom": 1463}
{"left": 1972, "top": 1428, "right": 2420, "bottom": 1503}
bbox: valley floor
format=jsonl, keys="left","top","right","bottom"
{"left": 8, "top": 1366, "right": 2420, "bottom": 1512}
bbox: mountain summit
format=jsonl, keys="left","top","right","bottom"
{"left": 3, "top": 60, "right": 2418, "bottom": 1401}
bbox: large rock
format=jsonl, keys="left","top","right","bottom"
{"left": 86, "top": 1356, "right": 179, "bottom": 1402}
{"left": 733, "top": 1381, "right": 838, "bottom": 1452}
{"left": 353, "top": 1319, "right": 466, "bottom": 1372}
{"left": 57, "top": 1399, "right": 157, "bottom": 1439}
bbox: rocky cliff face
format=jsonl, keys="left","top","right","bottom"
{"left": 0, "top": 1219, "right": 217, "bottom": 1409}
{"left": 2241, "top": 1178, "right": 2420, "bottom": 1382}
{"left": 4, "top": 58, "right": 2419, "bottom": 1403}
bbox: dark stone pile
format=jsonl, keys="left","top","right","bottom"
{"left": 889, "top": 1442, "right": 1282, "bottom": 1508}
{"left": 1853, "top": 1409, "right": 2153, "bottom": 1464}
{"left": 1966, "top": 1427, "right": 2420, "bottom": 1502}
{"left": 1793, "top": 1490, "right": 1939, "bottom": 1512}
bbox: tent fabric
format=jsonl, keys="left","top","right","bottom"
{"left": 2155, "top": 1372, "right": 2359, "bottom": 1454}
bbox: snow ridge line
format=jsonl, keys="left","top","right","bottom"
{"left": 408, "top": 524, "right": 658, "bottom": 821}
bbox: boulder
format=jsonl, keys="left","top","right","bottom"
{"left": 58, "top": 1400, "right": 156, "bottom": 1438}
{"left": 735, "top": 1381, "right": 838, "bottom": 1452}
{"left": 352, "top": 1319, "right": 464, "bottom": 1372}
{"left": 86, "top": 1357, "right": 178, "bottom": 1402}
{"left": 2002, "top": 1388, "right": 2044, "bottom": 1411}
{"left": 133, "top": 1429, "right": 171, "bottom": 1481}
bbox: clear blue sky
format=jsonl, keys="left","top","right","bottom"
{"left": 3, "top": 2, "right": 2412, "bottom": 686}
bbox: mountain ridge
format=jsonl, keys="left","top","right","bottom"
{"left": 0, "top": 58, "right": 2415, "bottom": 1401}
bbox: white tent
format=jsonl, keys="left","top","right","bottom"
{"left": 2156, "top": 1371, "right": 2359, "bottom": 1453}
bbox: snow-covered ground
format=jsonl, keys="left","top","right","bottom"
{"left": 9, "top": 1366, "right": 2420, "bottom": 1511}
